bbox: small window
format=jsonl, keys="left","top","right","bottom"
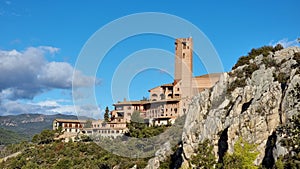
{"left": 183, "top": 53, "right": 185, "bottom": 58}
{"left": 177, "top": 88, "right": 179, "bottom": 91}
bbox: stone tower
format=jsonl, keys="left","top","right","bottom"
{"left": 174, "top": 37, "right": 193, "bottom": 98}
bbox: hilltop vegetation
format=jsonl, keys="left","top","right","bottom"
{"left": 0, "top": 128, "right": 149, "bottom": 169}
{"left": 0, "top": 141, "right": 148, "bottom": 169}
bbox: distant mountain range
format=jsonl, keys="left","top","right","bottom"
{"left": 0, "top": 114, "right": 80, "bottom": 145}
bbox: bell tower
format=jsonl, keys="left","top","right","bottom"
{"left": 174, "top": 37, "right": 193, "bottom": 98}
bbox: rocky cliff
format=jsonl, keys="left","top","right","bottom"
{"left": 146, "top": 46, "right": 300, "bottom": 168}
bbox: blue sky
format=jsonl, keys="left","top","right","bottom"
{"left": 0, "top": 0, "right": 299, "bottom": 118}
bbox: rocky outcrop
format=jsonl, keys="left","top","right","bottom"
{"left": 182, "top": 46, "right": 300, "bottom": 167}
{"left": 146, "top": 46, "right": 300, "bottom": 168}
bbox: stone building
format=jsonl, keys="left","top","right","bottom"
{"left": 53, "top": 37, "right": 222, "bottom": 139}
{"left": 111, "top": 38, "right": 222, "bottom": 126}
{"left": 53, "top": 119, "right": 86, "bottom": 133}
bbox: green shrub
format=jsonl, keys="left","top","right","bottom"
{"left": 277, "top": 72, "right": 289, "bottom": 84}
{"left": 293, "top": 52, "right": 300, "bottom": 64}
{"left": 191, "top": 139, "right": 216, "bottom": 168}
{"left": 223, "top": 137, "right": 259, "bottom": 169}
{"left": 273, "top": 44, "right": 284, "bottom": 52}
{"left": 232, "top": 46, "right": 274, "bottom": 70}
{"left": 233, "top": 55, "right": 254, "bottom": 69}
{"left": 243, "top": 63, "right": 259, "bottom": 78}
{"left": 262, "top": 57, "right": 277, "bottom": 68}
{"left": 248, "top": 46, "right": 274, "bottom": 57}
{"left": 227, "top": 78, "right": 246, "bottom": 94}
{"left": 274, "top": 156, "right": 284, "bottom": 169}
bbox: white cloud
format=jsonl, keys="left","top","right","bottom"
{"left": 269, "top": 38, "right": 300, "bottom": 48}
{"left": 38, "top": 46, "right": 60, "bottom": 54}
{"left": 0, "top": 46, "right": 99, "bottom": 100}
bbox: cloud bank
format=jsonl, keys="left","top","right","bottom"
{"left": 0, "top": 46, "right": 98, "bottom": 100}
{"left": 0, "top": 46, "right": 100, "bottom": 117}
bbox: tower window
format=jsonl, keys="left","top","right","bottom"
{"left": 183, "top": 45, "right": 186, "bottom": 49}
{"left": 183, "top": 53, "right": 185, "bottom": 58}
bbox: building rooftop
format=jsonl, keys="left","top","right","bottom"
{"left": 113, "top": 100, "right": 148, "bottom": 106}
{"left": 194, "top": 73, "right": 223, "bottom": 79}
{"left": 54, "top": 119, "right": 87, "bottom": 123}
{"left": 113, "top": 98, "right": 180, "bottom": 106}
{"left": 148, "top": 83, "right": 174, "bottom": 91}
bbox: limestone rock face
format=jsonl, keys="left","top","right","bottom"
{"left": 144, "top": 142, "right": 172, "bottom": 169}
{"left": 182, "top": 46, "right": 300, "bottom": 166}
{"left": 146, "top": 47, "right": 300, "bottom": 168}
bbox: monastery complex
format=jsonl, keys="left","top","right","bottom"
{"left": 53, "top": 38, "right": 221, "bottom": 140}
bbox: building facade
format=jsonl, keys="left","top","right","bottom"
{"left": 111, "top": 37, "right": 222, "bottom": 126}
{"left": 52, "top": 37, "right": 222, "bottom": 139}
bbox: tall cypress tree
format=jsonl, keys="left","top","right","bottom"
{"left": 104, "top": 106, "right": 110, "bottom": 122}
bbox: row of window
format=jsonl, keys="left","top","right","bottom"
{"left": 64, "top": 128, "right": 79, "bottom": 132}
{"left": 63, "top": 123, "right": 83, "bottom": 128}
{"left": 93, "top": 124, "right": 106, "bottom": 128}
{"left": 165, "top": 108, "right": 177, "bottom": 113}
{"left": 97, "top": 130, "right": 120, "bottom": 134}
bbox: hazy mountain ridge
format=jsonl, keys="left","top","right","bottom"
{"left": 0, "top": 114, "right": 79, "bottom": 144}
